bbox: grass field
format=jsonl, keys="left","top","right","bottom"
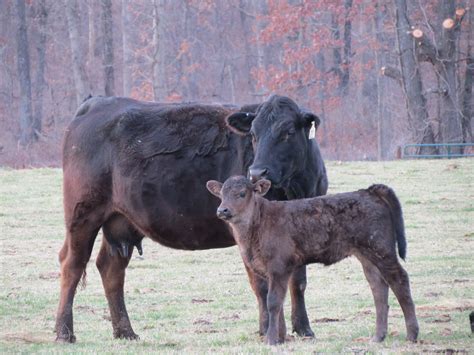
{"left": 0, "top": 159, "right": 473, "bottom": 353}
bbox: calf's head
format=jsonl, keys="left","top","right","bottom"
{"left": 206, "top": 176, "right": 271, "bottom": 224}
{"left": 226, "top": 95, "right": 319, "bottom": 188}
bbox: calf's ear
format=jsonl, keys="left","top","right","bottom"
{"left": 226, "top": 112, "right": 256, "bottom": 135}
{"left": 254, "top": 179, "right": 271, "bottom": 196}
{"left": 206, "top": 180, "right": 223, "bottom": 198}
{"left": 301, "top": 111, "right": 321, "bottom": 131}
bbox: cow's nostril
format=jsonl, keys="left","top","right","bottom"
{"left": 249, "top": 167, "right": 268, "bottom": 182}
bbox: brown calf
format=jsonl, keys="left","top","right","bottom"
{"left": 207, "top": 176, "right": 419, "bottom": 345}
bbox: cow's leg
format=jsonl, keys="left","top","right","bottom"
{"left": 372, "top": 257, "right": 419, "bottom": 342}
{"left": 244, "top": 264, "right": 269, "bottom": 336}
{"left": 278, "top": 302, "right": 287, "bottom": 343}
{"left": 266, "top": 273, "right": 290, "bottom": 345}
{"left": 289, "top": 265, "right": 314, "bottom": 337}
{"left": 96, "top": 237, "right": 138, "bottom": 340}
{"left": 357, "top": 256, "right": 389, "bottom": 342}
{"left": 55, "top": 227, "right": 99, "bottom": 343}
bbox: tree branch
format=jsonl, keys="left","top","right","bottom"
{"left": 380, "top": 66, "right": 402, "bottom": 82}
{"left": 410, "top": 28, "right": 438, "bottom": 63}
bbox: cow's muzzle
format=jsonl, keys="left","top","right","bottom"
{"left": 248, "top": 167, "right": 268, "bottom": 183}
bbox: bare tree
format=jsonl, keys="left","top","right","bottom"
{"left": 383, "top": 0, "right": 468, "bottom": 154}
{"left": 151, "top": 0, "right": 167, "bottom": 101}
{"left": 461, "top": 7, "right": 473, "bottom": 144}
{"left": 15, "top": 0, "right": 34, "bottom": 146}
{"left": 101, "top": 0, "right": 115, "bottom": 96}
{"left": 383, "top": 0, "right": 437, "bottom": 154}
{"left": 32, "top": 0, "right": 48, "bottom": 137}
{"left": 65, "top": 0, "right": 91, "bottom": 105}
{"left": 121, "top": 0, "right": 133, "bottom": 97}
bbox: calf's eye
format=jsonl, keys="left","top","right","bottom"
{"left": 239, "top": 191, "right": 246, "bottom": 198}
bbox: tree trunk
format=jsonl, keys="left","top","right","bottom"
{"left": 434, "top": 0, "right": 463, "bottom": 153}
{"left": 151, "top": 0, "right": 167, "bottom": 101}
{"left": 65, "top": 0, "right": 90, "bottom": 105}
{"left": 101, "top": 0, "right": 115, "bottom": 96}
{"left": 121, "top": 0, "right": 133, "bottom": 97}
{"left": 331, "top": 0, "right": 352, "bottom": 96}
{"left": 341, "top": 0, "right": 352, "bottom": 96}
{"left": 254, "top": 0, "right": 266, "bottom": 98}
{"left": 238, "top": 0, "right": 257, "bottom": 98}
{"left": 374, "top": 1, "right": 384, "bottom": 160}
{"left": 393, "top": 0, "right": 437, "bottom": 154}
{"left": 15, "top": 0, "right": 34, "bottom": 146}
{"left": 182, "top": 1, "right": 198, "bottom": 100}
{"left": 461, "top": 7, "right": 473, "bottom": 143}
{"left": 33, "top": 0, "right": 47, "bottom": 137}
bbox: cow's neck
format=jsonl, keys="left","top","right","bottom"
{"left": 284, "top": 142, "right": 317, "bottom": 199}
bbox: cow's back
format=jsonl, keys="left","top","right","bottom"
{"left": 62, "top": 96, "right": 252, "bottom": 250}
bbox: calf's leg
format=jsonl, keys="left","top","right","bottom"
{"left": 357, "top": 255, "right": 389, "bottom": 342}
{"left": 289, "top": 265, "right": 314, "bottom": 337}
{"left": 244, "top": 265, "right": 269, "bottom": 336}
{"left": 96, "top": 237, "right": 138, "bottom": 340}
{"left": 372, "top": 256, "right": 419, "bottom": 342}
{"left": 55, "top": 227, "right": 99, "bottom": 343}
{"left": 266, "top": 274, "right": 290, "bottom": 345}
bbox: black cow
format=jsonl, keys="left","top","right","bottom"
{"left": 55, "top": 94, "right": 327, "bottom": 342}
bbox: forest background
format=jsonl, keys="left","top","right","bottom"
{"left": 1, "top": 0, "right": 472, "bottom": 167}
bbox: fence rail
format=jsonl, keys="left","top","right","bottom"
{"left": 402, "top": 143, "right": 474, "bottom": 159}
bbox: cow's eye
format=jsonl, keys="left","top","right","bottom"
{"left": 239, "top": 191, "right": 246, "bottom": 198}
{"left": 284, "top": 128, "right": 295, "bottom": 141}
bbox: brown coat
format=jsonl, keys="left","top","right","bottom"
{"left": 207, "top": 176, "right": 419, "bottom": 345}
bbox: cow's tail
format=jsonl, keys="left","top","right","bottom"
{"left": 368, "top": 184, "right": 407, "bottom": 260}
{"left": 80, "top": 269, "right": 88, "bottom": 289}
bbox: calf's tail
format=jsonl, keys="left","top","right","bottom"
{"left": 368, "top": 184, "right": 407, "bottom": 260}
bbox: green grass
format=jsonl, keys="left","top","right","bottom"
{"left": 0, "top": 159, "right": 473, "bottom": 353}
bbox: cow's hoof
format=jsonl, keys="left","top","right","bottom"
{"left": 55, "top": 334, "right": 76, "bottom": 343}
{"left": 114, "top": 330, "right": 140, "bottom": 340}
{"left": 406, "top": 324, "right": 419, "bottom": 342}
{"left": 293, "top": 325, "right": 315, "bottom": 338}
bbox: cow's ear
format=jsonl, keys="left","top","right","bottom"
{"left": 206, "top": 180, "right": 223, "bottom": 198}
{"left": 253, "top": 179, "right": 271, "bottom": 196}
{"left": 301, "top": 111, "right": 321, "bottom": 131}
{"left": 226, "top": 112, "right": 256, "bottom": 135}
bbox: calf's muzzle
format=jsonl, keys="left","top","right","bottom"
{"left": 216, "top": 207, "right": 232, "bottom": 220}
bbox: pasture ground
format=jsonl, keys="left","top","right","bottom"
{"left": 0, "top": 159, "right": 473, "bottom": 353}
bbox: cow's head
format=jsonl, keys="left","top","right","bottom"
{"left": 206, "top": 176, "right": 271, "bottom": 224}
{"left": 226, "top": 95, "right": 319, "bottom": 189}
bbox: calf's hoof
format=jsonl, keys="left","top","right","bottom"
{"left": 265, "top": 336, "right": 284, "bottom": 346}
{"left": 370, "top": 333, "right": 386, "bottom": 343}
{"left": 55, "top": 333, "right": 76, "bottom": 344}
{"left": 114, "top": 329, "right": 140, "bottom": 340}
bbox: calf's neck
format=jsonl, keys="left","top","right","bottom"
{"left": 207, "top": 176, "right": 419, "bottom": 345}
